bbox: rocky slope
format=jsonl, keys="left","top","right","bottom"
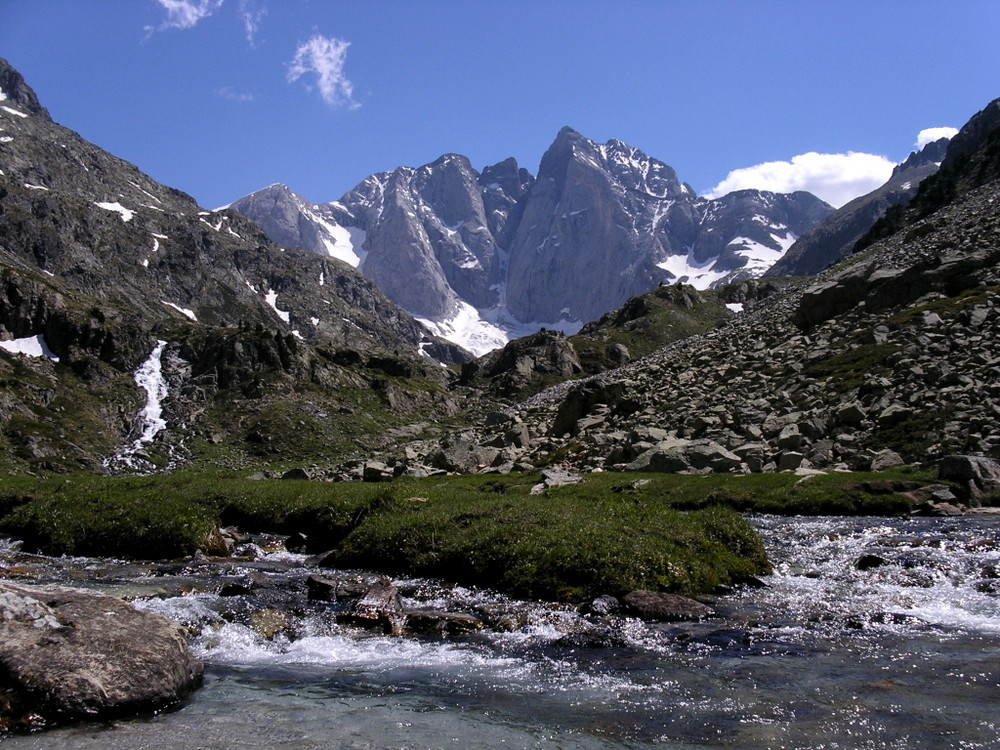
{"left": 766, "top": 137, "right": 950, "bottom": 277}
{"left": 350, "top": 98, "right": 1000, "bottom": 483}
{"left": 0, "top": 58, "right": 471, "bottom": 474}
{"left": 856, "top": 98, "right": 1000, "bottom": 255}
{"left": 232, "top": 129, "right": 832, "bottom": 354}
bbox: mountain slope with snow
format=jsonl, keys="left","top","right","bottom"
{"left": 232, "top": 129, "right": 832, "bottom": 355}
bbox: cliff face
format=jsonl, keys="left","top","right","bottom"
{"left": 234, "top": 127, "right": 832, "bottom": 346}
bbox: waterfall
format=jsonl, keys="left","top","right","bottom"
{"left": 104, "top": 340, "right": 169, "bottom": 470}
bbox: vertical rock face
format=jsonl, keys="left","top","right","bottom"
{"left": 358, "top": 155, "right": 501, "bottom": 319}
{"left": 232, "top": 128, "right": 833, "bottom": 348}
{"left": 504, "top": 127, "right": 686, "bottom": 324}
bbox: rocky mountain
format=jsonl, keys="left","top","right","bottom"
{"left": 856, "top": 97, "right": 1000, "bottom": 255}
{"left": 335, "top": 96, "right": 1000, "bottom": 485}
{"left": 232, "top": 128, "right": 832, "bottom": 354}
{"left": 0, "top": 58, "right": 471, "bottom": 474}
{"left": 766, "top": 137, "right": 950, "bottom": 277}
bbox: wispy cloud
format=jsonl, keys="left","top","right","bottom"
{"left": 705, "top": 151, "right": 896, "bottom": 209}
{"left": 215, "top": 86, "right": 255, "bottom": 103}
{"left": 238, "top": 0, "right": 267, "bottom": 47}
{"left": 153, "top": 0, "right": 225, "bottom": 30}
{"left": 287, "top": 35, "right": 360, "bottom": 110}
{"left": 915, "top": 126, "right": 958, "bottom": 149}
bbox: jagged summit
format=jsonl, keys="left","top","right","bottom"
{"left": 0, "top": 57, "right": 50, "bottom": 120}
{"left": 233, "top": 127, "right": 832, "bottom": 354}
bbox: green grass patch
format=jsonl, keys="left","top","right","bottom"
{"left": 0, "top": 468, "right": 951, "bottom": 602}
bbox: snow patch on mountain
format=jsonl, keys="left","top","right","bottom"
{"left": 95, "top": 201, "right": 134, "bottom": 222}
{"left": 162, "top": 301, "right": 197, "bottom": 321}
{"left": 0, "top": 334, "right": 59, "bottom": 362}
{"left": 308, "top": 209, "right": 366, "bottom": 266}
{"left": 264, "top": 289, "right": 290, "bottom": 323}
{"left": 414, "top": 299, "right": 583, "bottom": 358}
{"left": 655, "top": 250, "right": 731, "bottom": 289}
{"left": 414, "top": 301, "right": 510, "bottom": 358}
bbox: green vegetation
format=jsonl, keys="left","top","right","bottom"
{"left": 802, "top": 342, "right": 900, "bottom": 393}
{"left": 0, "top": 468, "right": 953, "bottom": 601}
{"left": 571, "top": 285, "right": 732, "bottom": 374}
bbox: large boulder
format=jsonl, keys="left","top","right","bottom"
{"left": 0, "top": 582, "right": 202, "bottom": 729}
{"left": 939, "top": 455, "right": 1000, "bottom": 504}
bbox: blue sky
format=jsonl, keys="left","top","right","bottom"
{"left": 3, "top": 1, "right": 999, "bottom": 209}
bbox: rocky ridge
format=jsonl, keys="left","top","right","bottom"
{"left": 233, "top": 128, "right": 832, "bottom": 352}
{"left": 766, "top": 137, "right": 950, "bottom": 277}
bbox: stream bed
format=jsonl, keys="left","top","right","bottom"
{"left": 2, "top": 515, "right": 999, "bottom": 749}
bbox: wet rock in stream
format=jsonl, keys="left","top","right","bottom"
{"left": 0, "top": 581, "right": 203, "bottom": 730}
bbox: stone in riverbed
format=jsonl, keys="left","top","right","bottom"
{"left": 0, "top": 581, "right": 202, "bottom": 729}
{"left": 621, "top": 590, "right": 714, "bottom": 621}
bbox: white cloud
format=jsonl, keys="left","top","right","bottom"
{"left": 916, "top": 126, "right": 958, "bottom": 149}
{"left": 704, "top": 151, "right": 896, "bottom": 209}
{"left": 238, "top": 0, "right": 266, "bottom": 46}
{"left": 154, "top": 0, "right": 224, "bottom": 30}
{"left": 215, "top": 86, "right": 255, "bottom": 102}
{"left": 287, "top": 35, "right": 360, "bottom": 110}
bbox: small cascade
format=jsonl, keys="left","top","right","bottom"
{"left": 104, "top": 340, "right": 169, "bottom": 471}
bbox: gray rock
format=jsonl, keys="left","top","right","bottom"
{"left": 362, "top": 461, "right": 394, "bottom": 482}
{"left": 777, "top": 423, "right": 804, "bottom": 450}
{"left": 621, "top": 590, "right": 714, "bottom": 621}
{"left": 530, "top": 467, "right": 583, "bottom": 494}
{"left": 0, "top": 582, "right": 202, "bottom": 726}
{"left": 871, "top": 449, "right": 905, "bottom": 471}
{"left": 776, "top": 451, "right": 806, "bottom": 471}
{"left": 939, "top": 455, "right": 1000, "bottom": 494}
{"left": 877, "top": 404, "right": 913, "bottom": 427}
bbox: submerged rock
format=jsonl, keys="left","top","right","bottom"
{"left": 0, "top": 581, "right": 202, "bottom": 729}
{"left": 622, "top": 590, "right": 714, "bottom": 621}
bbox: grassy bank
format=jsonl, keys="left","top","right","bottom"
{"left": 0, "top": 468, "right": 948, "bottom": 602}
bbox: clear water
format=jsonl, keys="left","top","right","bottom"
{"left": 3, "top": 516, "right": 999, "bottom": 749}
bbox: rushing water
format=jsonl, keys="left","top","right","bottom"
{"left": 2, "top": 515, "right": 999, "bottom": 749}
{"left": 103, "top": 340, "right": 169, "bottom": 471}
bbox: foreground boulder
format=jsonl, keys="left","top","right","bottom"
{"left": 0, "top": 582, "right": 203, "bottom": 730}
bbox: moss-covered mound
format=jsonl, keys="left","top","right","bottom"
{"left": 0, "top": 468, "right": 952, "bottom": 602}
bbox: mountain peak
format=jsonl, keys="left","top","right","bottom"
{"left": 0, "top": 57, "right": 50, "bottom": 119}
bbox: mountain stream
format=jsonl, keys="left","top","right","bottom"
{"left": 2, "top": 515, "right": 998, "bottom": 749}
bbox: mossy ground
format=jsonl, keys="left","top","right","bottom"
{"left": 0, "top": 468, "right": 956, "bottom": 602}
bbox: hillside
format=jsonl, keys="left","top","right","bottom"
{"left": 360, "top": 98, "right": 1000, "bottom": 481}
{"left": 0, "top": 58, "right": 471, "bottom": 474}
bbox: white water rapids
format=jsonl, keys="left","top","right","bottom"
{"left": 2, "top": 515, "right": 999, "bottom": 749}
